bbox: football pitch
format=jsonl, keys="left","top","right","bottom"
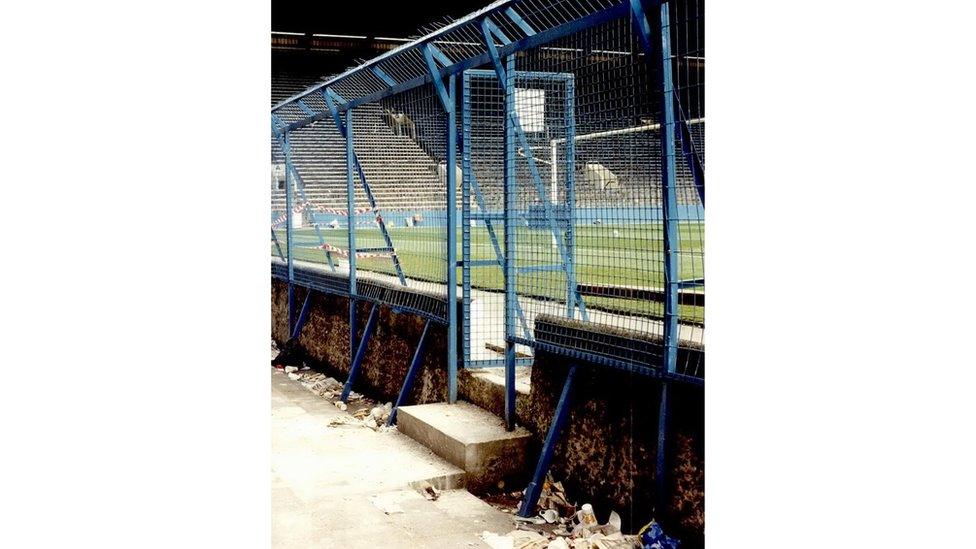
{"left": 273, "top": 222, "right": 704, "bottom": 322}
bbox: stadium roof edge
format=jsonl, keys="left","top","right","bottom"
{"left": 271, "top": 0, "right": 514, "bottom": 112}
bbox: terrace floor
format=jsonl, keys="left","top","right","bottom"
{"left": 271, "top": 368, "right": 514, "bottom": 548}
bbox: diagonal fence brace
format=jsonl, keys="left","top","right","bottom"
{"left": 518, "top": 364, "right": 578, "bottom": 518}
{"left": 341, "top": 303, "right": 380, "bottom": 403}
{"left": 386, "top": 320, "right": 432, "bottom": 426}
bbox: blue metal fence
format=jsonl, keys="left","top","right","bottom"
{"left": 271, "top": 0, "right": 703, "bottom": 518}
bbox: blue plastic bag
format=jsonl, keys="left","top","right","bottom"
{"left": 639, "top": 521, "right": 680, "bottom": 549}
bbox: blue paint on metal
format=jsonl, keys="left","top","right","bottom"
{"left": 346, "top": 109, "right": 359, "bottom": 374}
{"left": 563, "top": 77, "right": 584, "bottom": 320}
{"left": 466, "top": 259, "right": 501, "bottom": 268}
{"left": 464, "top": 357, "right": 534, "bottom": 368}
{"left": 422, "top": 44, "right": 452, "bottom": 111}
{"left": 276, "top": 3, "right": 629, "bottom": 132}
{"left": 480, "top": 18, "right": 510, "bottom": 84}
{"left": 296, "top": 100, "right": 315, "bottom": 117}
{"left": 446, "top": 74, "right": 459, "bottom": 404}
{"left": 479, "top": 43, "right": 583, "bottom": 328}
{"left": 504, "top": 6, "right": 537, "bottom": 36}
{"left": 461, "top": 71, "right": 530, "bottom": 367}
{"left": 341, "top": 303, "right": 380, "bottom": 402}
{"left": 346, "top": 109, "right": 357, "bottom": 296}
{"left": 658, "top": 1, "right": 679, "bottom": 376}
{"left": 517, "top": 264, "right": 565, "bottom": 274}
{"left": 503, "top": 53, "right": 517, "bottom": 432}
{"left": 290, "top": 291, "right": 313, "bottom": 340}
{"left": 461, "top": 71, "right": 474, "bottom": 370}
{"left": 470, "top": 212, "right": 505, "bottom": 221}
{"left": 284, "top": 131, "right": 296, "bottom": 329}
{"left": 654, "top": 380, "right": 671, "bottom": 515}
{"left": 518, "top": 364, "right": 578, "bottom": 518}
{"left": 370, "top": 66, "right": 397, "bottom": 87}
{"left": 511, "top": 336, "right": 703, "bottom": 386}
{"left": 387, "top": 320, "right": 432, "bottom": 426}
{"left": 629, "top": 0, "right": 655, "bottom": 57}
{"left": 426, "top": 43, "right": 453, "bottom": 67}
{"left": 323, "top": 90, "right": 407, "bottom": 286}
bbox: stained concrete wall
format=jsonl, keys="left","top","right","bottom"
{"left": 272, "top": 280, "right": 450, "bottom": 405}
{"left": 524, "top": 315, "right": 704, "bottom": 548}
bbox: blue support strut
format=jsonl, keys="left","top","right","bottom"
{"left": 446, "top": 75, "right": 459, "bottom": 404}
{"left": 290, "top": 291, "right": 312, "bottom": 341}
{"left": 283, "top": 131, "right": 295, "bottom": 330}
{"left": 346, "top": 109, "right": 359, "bottom": 373}
{"left": 518, "top": 364, "right": 578, "bottom": 518}
{"left": 341, "top": 303, "right": 380, "bottom": 402}
{"left": 502, "top": 53, "right": 517, "bottom": 432}
{"left": 655, "top": 0, "right": 680, "bottom": 517}
{"left": 387, "top": 320, "right": 432, "bottom": 426}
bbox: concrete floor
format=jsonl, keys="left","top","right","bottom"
{"left": 271, "top": 368, "right": 515, "bottom": 548}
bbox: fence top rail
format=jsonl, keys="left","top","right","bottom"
{"left": 271, "top": 0, "right": 629, "bottom": 130}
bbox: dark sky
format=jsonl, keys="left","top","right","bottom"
{"left": 272, "top": 0, "right": 493, "bottom": 37}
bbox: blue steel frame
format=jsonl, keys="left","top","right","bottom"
{"left": 422, "top": 43, "right": 460, "bottom": 404}
{"left": 283, "top": 131, "right": 295, "bottom": 331}
{"left": 461, "top": 67, "right": 583, "bottom": 431}
{"left": 387, "top": 320, "right": 432, "bottom": 426}
{"left": 271, "top": 0, "right": 704, "bottom": 517}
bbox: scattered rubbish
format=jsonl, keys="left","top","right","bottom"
{"left": 534, "top": 474, "right": 575, "bottom": 518}
{"left": 638, "top": 521, "right": 679, "bottom": 549}
{"left": 284, "top": 366, "right": 298, "bottom": 374}
{"left": 415, "top": 481, "right": 440, "bottom": 501}
{"left": 362, "top": 416, "right": 378, "bottom": 430}
{"left": 335, "top": 401, "right": 348, "bottom": 411}
{"left": 327, "top": 416, "right": 358, "bottom": 428}
{"left": 480, "top": 530, "right": 548, "bottom": 549}
{"left": 514, "top": 515, "right": 548, "bottom": 525}
{"left": 547, "top": 538, "right": 571, "bottom": 549}
{"left": 541, "top": 509, "right": 560, "bottom": 524}
{"left": 578, "top": 504, "right": 598, "bottom": 528}
{"left": 287, "top": 372, "right": 301, "bottom": 381}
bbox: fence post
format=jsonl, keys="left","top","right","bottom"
{"left": 461, "top": 71, "right": 473, "bottom": 372}
{"left": 283, "top": 131, "right": 295, "bottom": 331}
{"left": 655, "top": 0, "right": 680, "bottom": 517}
{"left": 447, "top": 74, "right": 459, "bottom": 404}
{"left": 564, "top": 77, "right": 577, "bottom": 319}
{"left": 503, "top": 53, "right": 517, "bottom": 431}
{"left": 346, "top": 108, "right": 358, "bottom": 369}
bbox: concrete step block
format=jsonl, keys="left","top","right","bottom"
{"left": 395, "top": 401, "right": 531, "bottom": 493}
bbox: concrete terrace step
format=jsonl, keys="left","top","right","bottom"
{"left": 395, "top": 401, "right": 531, "bottom": 493}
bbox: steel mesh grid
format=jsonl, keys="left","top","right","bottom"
{"left": 271, "top": 0, "right": 704, "bottom": 377}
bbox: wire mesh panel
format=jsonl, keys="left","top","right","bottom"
{"left": 271, "top": 0, "right": 704, "bottom": 379}
{"left": 368, "top": 85, "right": 449, "bottom": 285}
{"left": 459, "top": 6, "right": 704, "bottom": 379}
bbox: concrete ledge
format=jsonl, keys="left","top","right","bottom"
{"left": 396, "top": 402, "right": 532, "bottom": 493}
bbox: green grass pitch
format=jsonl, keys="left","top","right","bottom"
{"left": 273, "top": 222, "right": 703, "bottom": 323}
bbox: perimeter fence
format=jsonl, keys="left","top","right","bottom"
{"left": 271, "top": 0, "right": 704, "bottom": 415}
